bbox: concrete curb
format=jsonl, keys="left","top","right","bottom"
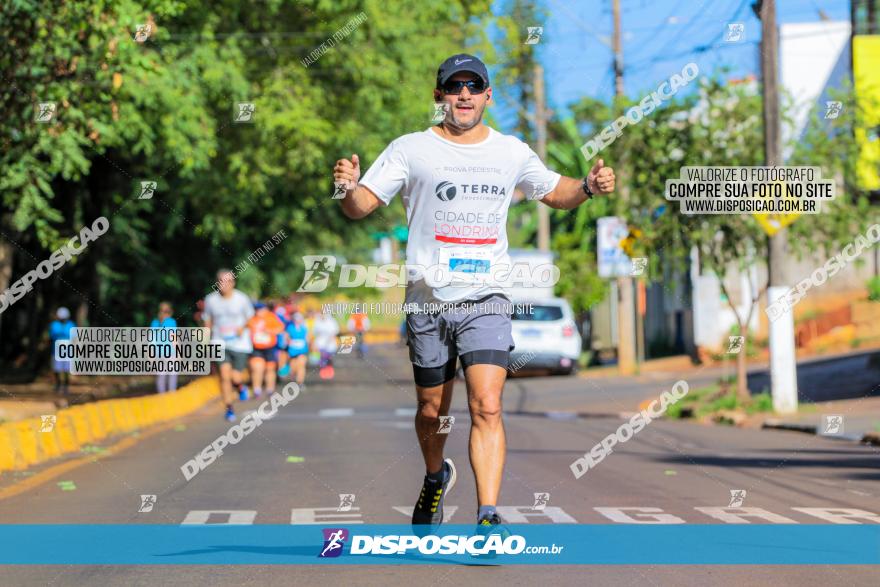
{"left": 859, "top": 432, "right": 880, "bottom": 446}
{"left": 0, "top": 377, "right": 218, "bottom": 473}
{"left": 762, "top": 419, "right": 880, "bottom": 445}
{"left": 761, "top": 420, "right": 818, "bottom": 435}
{"left": 362, "top": 331, "right": 399, "bottom": 344}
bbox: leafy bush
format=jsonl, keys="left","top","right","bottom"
{"left": 868, "top": 276, "right": 880, "bottom": 302}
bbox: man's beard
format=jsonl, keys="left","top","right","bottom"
{"left": 446, "top": 104, "right": 484, "bottom": 130}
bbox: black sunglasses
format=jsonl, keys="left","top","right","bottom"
{"left": 440, "top": 78, "right": 486, "bottom": 95}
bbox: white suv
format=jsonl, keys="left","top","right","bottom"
{"left": 510, "top": 297, "right": 581, "bottom": 375}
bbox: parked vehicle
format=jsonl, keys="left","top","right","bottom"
{"left": 510, "top": 297, "right": 581, "bottom": 376}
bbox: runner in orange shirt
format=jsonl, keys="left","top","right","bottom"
{"left": 347, "top": 311, "right": 371, "bottom": 359}
{"left": 248, "top": 301, "right": 286, "bottom": 397}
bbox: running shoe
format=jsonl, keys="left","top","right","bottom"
{"left": 411, "top": 458, "right": 456, "bottom": 530}
{"left": 253, "top": 388, "right": 262, "bottom": 398}
{"left": 238, "top": 386, "right": 249, "bottom": 401}
{"left": 277, "top": 364, "right": 291, "bottom": 377}
{"left": 472, "top": 512, "right": 511, "bottom": 559}
{"left": 225, "top": 407, "right": 236, "bottom": 422}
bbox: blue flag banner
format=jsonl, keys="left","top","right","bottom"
{"left": 1, "top": 524, "right": 878, "bottom": 565}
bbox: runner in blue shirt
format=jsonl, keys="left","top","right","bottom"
{"left": 285, "top": 312, "right": 309, "bottom": 388}
{"left": 48, "top": 307, "right": 76, "bottom": 394}
{"left": 150, "top": 302, "right": 178, "bottom": 393}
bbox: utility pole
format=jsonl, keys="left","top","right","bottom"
{"left": 759, "top": 0, "right": 798, "bottom": 413}
{"left": 534, "top": 64, "right": 550, "bottom": 252}
{"left": 612, "top": 0, "right": 636, "bottom": 374}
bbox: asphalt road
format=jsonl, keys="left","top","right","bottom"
{"left": 1, "top": 344, "right": 878, "bottom": 585}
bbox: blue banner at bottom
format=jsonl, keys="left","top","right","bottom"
{"left": 0, "top": 525, "right": 878, "bottom": 565}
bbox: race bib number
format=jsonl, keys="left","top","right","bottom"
{"left": 438, "top": 248, "right": 491, "bottom": 284}
{"left": 254, "top": 332, "right": 272, "bottom": 345}
{"left": 219, "top": 325, "right": 238, "bottom": 340}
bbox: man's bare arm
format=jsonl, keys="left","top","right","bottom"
{"left": 540, "top": 159, "right": 616, "bottom": 210}
{"left": 334, "top": 153, "right": 383, "bottom": 219}
{"left": 341, "top": 184, "right": 382, "bottom": 219}
{"left": 540, "top": 176, "right": 591, "bottom": 210}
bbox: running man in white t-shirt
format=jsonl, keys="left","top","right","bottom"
{"left": 333, "top": 53, "right": 615, "bottom": 533}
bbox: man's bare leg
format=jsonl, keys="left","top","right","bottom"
{"left": 249, "top": 357, "right": 265, "bottom": 393}
{"left": 415, "top": 378, "right": 455, "bottom": 473}
{"left": 219, "top": 363, "right": 235, "bottom": 405}
{"left": 465, "top": 364, "right": 507, "bottom": 509}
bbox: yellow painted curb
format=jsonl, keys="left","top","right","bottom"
{"left": 0, "top": 376, "right": 219, "bottom": 474}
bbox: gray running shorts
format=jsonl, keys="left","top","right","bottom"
{"left": 405, "top": 294, "right": 515, "bottom": 368}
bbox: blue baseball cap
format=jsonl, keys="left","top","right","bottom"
{"left": 436, "top": 53, "right": 490, "bottom": 88}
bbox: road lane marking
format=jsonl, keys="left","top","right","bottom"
{"left": 177, "top": 505, "right": 880, "bottom": 525}
{"left": 694, "top": 507, "right": 798, "bottom": 524}
{"left": 318, "top": 409, "right": 355, "bottom": 418}
{"left": 291, "top": 507, "right": 363, "bottom": 524}
{"left": 594, "top": 507, "right": 687, "bottom": 524}
{"left": 181, "top": 510, "right": 257, "bottom": 525}
{"left": 791, "top": 507, "right": 880, "bottom": 524}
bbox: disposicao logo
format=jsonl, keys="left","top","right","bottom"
{"left": 319, "top": 528, "right": 349, "bottom": 558}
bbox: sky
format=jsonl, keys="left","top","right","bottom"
{"left": 489, "top": 0, "right": 852, "bottom": 132}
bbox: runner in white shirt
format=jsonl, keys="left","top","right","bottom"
{"left": 203, "top": 269, "right": 255, "bottom": 422}
{"left": 333, "top": 53, "right": 615, "bottom": 533}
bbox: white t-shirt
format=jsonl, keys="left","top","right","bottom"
{"left": 204, "top": 290, "right": 255, "bottom": 353}
{"left": 312, "top": 315, "right": 340, "bottom": 353}
{"left": 359, "top": 127, "right": 561, "bottom": 304}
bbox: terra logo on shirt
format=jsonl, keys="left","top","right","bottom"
{"left": 434, "top": 181, "right": 506, "bottom": 202}
{"left": 435, "top": 181, "right": 457, "bottom": 201}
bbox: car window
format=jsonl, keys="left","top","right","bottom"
{"left": 513, "top": 304, "right": 563, "bottom": 321}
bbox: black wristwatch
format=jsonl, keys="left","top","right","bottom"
{"left": 582, "top": 176, "right": 594, "bottom": 199}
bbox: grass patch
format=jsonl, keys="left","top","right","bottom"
{"left": 665, "top": 381, "right": 775, "bottom": 420}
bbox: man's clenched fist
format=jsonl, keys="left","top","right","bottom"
{"left": 333, "top": 154, "right": 360, "bottom": 191}
{"left": 587, "top": 159, "right": 615, "bottom": 194}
